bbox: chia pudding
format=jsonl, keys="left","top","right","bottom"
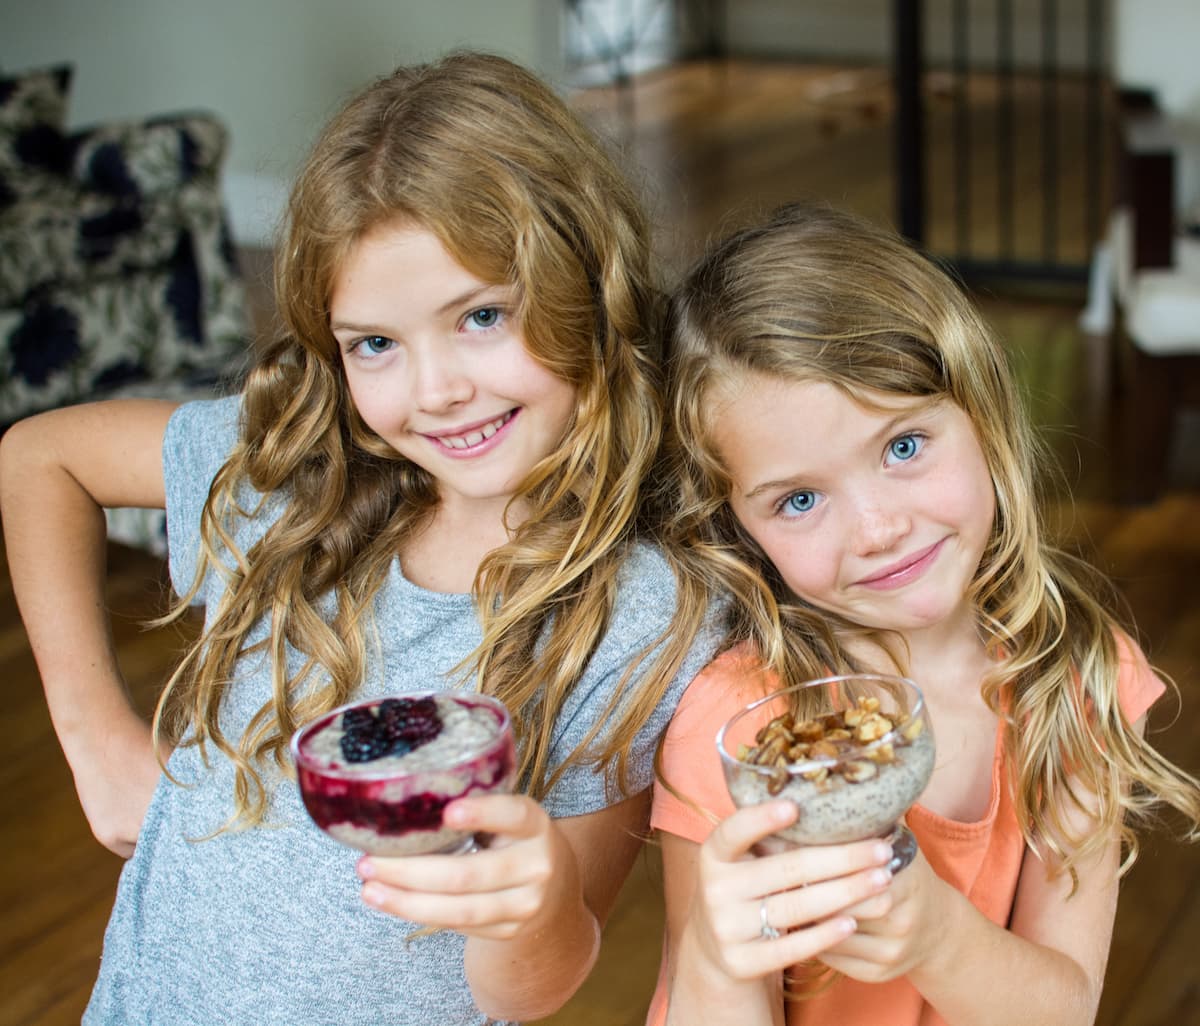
{"left": 718, "top": 675, "right": 936, "bottom": 850}
{"left": 292, "top": 691, "right": 516, "bottom": 855}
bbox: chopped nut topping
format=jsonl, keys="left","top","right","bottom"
{"left": 809, "top": 739, "right": 840, "bottom": 760}
{"left": 793, "top": 719, "right": 825, "bottom": 742}
{"left": 841, "top": 760, "right": 878, "bottom": 782}
{"left": 738, "top": 695, "right": 923, "bottom": 786}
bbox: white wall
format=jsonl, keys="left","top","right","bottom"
{"left": 1114, "top": 0, "right": 1200, "bottom": 210}
{"left": 1114, "top": 0, "right": 1200, "bottom": 116}
{"left": 1, "top": 0, "right": 563, "bottom": 246}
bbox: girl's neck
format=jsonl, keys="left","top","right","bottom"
{"left": 399, "top": 495, "right": 527, "bottom": 594}
{"left": 846, "top": 608, "right": 1002, "bottom": 823}
{"left": 847, "top": 604, "right": 994, "bottom": 707}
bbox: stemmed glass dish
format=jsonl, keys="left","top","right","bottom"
{"left": 292, "top": 690, "right": 516, "bottom": 855}
{"left": 717, "top": 673, "right": 935, "bottom": 872}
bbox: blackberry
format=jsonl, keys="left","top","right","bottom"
{"left": 339, "top": 725, "right": 391, "bottom": 763}
{"left": 378, "top": 696, "right": 443, "bottom": 751}
{"left": 387, "top": 737, "right": 414, "bottom": 758}
{"left": 341, "top": 706, "right": 376, "bottom": 731}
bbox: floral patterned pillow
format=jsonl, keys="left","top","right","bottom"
{"left": 0, "top": 64, "right": 73, "bottom": 208}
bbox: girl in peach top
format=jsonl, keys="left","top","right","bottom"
{"left": 650, "top": 202, "right": 1200, "bottom": 1026}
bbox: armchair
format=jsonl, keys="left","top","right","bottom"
{"left": 0, "top": 63, "right": 251, "bottom": 553}
{"left": 0, "top": 63, "right": 249, "bottom": 428}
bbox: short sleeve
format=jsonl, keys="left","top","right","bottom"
{"left": 1114, "top": 630, "right": 1167, "bottom": 724}
{"left": 651, "top": 644, "right": 777, "bottom": 844}
{"left": 162, "top": 395, "right": 243, "bottom": 600}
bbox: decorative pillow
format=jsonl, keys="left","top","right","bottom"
{"left": 69, "top": 113, "right": 228, "bottom": 198}
{"left": 0, "top": 64, "right": 73, "bottom": 207}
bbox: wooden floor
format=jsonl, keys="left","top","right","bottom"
{"left": 2, "top": 60, "right": 1197, "bottom": 1026}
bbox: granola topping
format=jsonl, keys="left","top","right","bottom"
{"left": 737, "top": 696, "right": 926, "bottom": 796}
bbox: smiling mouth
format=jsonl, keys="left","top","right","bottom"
{"left": 856, "top": 539, "right": 946, "bottom": 588}
{"left": 429, "top": 410, "right": 515, "bottom": 450}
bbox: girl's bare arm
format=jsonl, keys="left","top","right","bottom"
{"left": 0, "top": 400, "right": 177, "bottom": 855}
{"left": 899, "top": 806, "right": 1121, "bottom": 1024}
{"left": 661, "top": 830, "right": 786, "bottom": 1026}
{"left": 362, "top": 789, "right": 655, "bottom": 1020}
{"left": 660, "top": 802, "right": 892, "bottom": 1026}
{"left": 824, "top": 722, "right": 1144, "bottom": 1026}
{"left": 463, "top": 790, "right": 651, "bottom": 1019}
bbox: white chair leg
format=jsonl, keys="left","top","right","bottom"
{"left": 1079, "top": 240, "right": 1113, "bottom": 334}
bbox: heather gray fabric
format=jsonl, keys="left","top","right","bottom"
{"left": 84, "top": 396, "right": 719, "bottom": 1026}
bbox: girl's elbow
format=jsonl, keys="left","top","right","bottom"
{"left": 0, "top": 415, "right": 46, "bottom": 509}
{"left": 472, "top": 982, "right": 582, "bottom": 1023}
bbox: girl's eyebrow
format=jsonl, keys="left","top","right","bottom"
{"left": 744, "top": 474, "right": 808, "bottom": 501}
{"left": 740, "top": 407, "right": 927, "bottom": 501}
{"left": 433, "top": 283, "right": 510, "bottom": 317}
{"left": 330, "top": 284, "right": 511, "bottom": 333}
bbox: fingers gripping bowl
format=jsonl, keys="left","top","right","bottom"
{"left": 717, "top": 674, "right": 935, "bottom": 870}
{"left": 292, "top": 691, "right": 516, "bottom": 855}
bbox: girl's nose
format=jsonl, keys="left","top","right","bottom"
{"left": 853, "top": 505, "right": 912, "bottom": 555}
{"left": 412, "top": 347, "right": 473, "bottom": 412}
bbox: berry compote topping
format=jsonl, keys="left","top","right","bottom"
{"left": 338, "top": 696, "right": 444, "bottom": 763}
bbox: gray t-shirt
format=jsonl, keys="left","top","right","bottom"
{"left": 84, "top": 396, "right": 720, "bottom": 1025}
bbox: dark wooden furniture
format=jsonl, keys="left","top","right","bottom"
{"left": 1110, "top": 88, "right": 1200, "bottom": 503}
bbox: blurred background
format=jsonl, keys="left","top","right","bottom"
{"left": 1, "top": 2, "right": 1197, "bottom": 1024}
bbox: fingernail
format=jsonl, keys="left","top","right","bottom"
{"left": 361, "top": 882, "right": 384, "bottom": 908}
{"left": 357, "top": 857, "right": 375, "bottom": 880}
{"left": 873, "top": 841, "right": 893, "bottom": 863}
{"left": 872, "top": 867, "right": 892, "bottom": 887}
{"left": 840, "top": 916, "right": 857, "bottom": 934}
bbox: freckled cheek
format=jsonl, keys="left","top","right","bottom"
{"left": 764, "top": 536, "right": 841, "bottom": 604}
{"left": 963, "top": 478, "right": 998, "bottom": 539}
{"left": 344, "top": 383, "right": 377, "bottom": 424}
{"left": 346, "top": 383, "right": 408, "bottom": 438}
{"left": 920, "top": 465, "right": 994, "bottom": 533}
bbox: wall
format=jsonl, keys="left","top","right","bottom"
{"left": 0, "top": 0, "right": 563, "bottom": 246}
{"left": 1114, "top": 0, "right": 1200, "bottom": 209}
{"left": 1114, "top": 0, "right": 1200, "bottom": 116}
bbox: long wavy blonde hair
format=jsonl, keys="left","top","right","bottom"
{"left": 152, "top": 51, "right": 709, "bottom": 828}
{"left": 662, "top": 201, "right": 1199, "bottom": 881}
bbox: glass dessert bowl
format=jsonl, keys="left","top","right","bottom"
{"left": 717, "top": 673, "right": 935, "bottom": 872}
{"left": 292, "top": 690, "right": 516, "bottom": 855}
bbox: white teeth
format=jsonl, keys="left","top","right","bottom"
{"left": 436, "top": 411, "right": 511, "bottom": 450}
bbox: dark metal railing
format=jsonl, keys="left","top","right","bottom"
{"left": 895, "top": 0, "right": 1109, "bottom": 285}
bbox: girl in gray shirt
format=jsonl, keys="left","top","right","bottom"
{"left": 0, "top": 52, "right": 720, "bottom": 1025}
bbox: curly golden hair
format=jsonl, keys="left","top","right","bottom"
{"left": 662, "top": 201, "right": 1199, "bottom": 883}
{"left": 154, "top": 52, "right": 710, "bottom": 828}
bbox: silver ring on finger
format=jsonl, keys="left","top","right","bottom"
{"left": 759, "top": 898, "right": 781, "bottom": 941}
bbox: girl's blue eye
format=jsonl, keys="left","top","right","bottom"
{"left": 781, "top": 490, "right": 817, "bottom": 516}
{"left": 886, "top": 433, "right": 924, "bottom": 464}
{"left": 348, "top": 335, "right": 393, "bottom": 358}
{"left": 466, "top": 307, "right": 502, "bottom": 330}
{"left": 362, "top": 336, "right": 392, "bottom": 354}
